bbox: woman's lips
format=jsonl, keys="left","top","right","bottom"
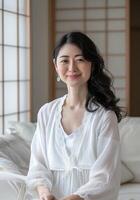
{"left": 66, "top": 74, "right": 81, "bottom": 79}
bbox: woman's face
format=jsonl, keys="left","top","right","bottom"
{"left": 54, "top": 43, "right": 92, "bottom": 88}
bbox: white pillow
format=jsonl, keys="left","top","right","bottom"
{"left": 119, "top": 117, "right": 140, "bottom": 182}
{"left": 121, "top": 162, "right": 134, "bottom": 184}
{"left": 7, "top": 121, "right": 36, "bottom": 143}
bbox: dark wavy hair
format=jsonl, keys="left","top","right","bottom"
{"left": 53, "top": 31, "right": 124, "bottom": 122}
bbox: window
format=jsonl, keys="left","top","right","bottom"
{"left": 55, "top": 0, "right": 127, "bottom": 108}
{"left": 0, "top": 0, "right": 31, "bottom": 134}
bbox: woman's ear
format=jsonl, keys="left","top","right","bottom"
{"left": 53, "top": 59, "right": 58, "bottom": 72}
{"left": 53, "top": 58, "right": 55, "bottom": 65}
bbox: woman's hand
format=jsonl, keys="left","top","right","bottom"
{"left": 39, "top": 193, "right": 57, "bottom": 200}
{"left": 61, "top": 194, "right": 84, "bottom": 200}
{"left": 37, "top": 185, "right": 57, "bottom": 200}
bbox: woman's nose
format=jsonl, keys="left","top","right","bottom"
{"left": 68, "top": 60, "right": 77, "bottom": 72}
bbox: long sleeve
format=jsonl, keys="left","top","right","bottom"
{"left": 73, "top": 111, "right": 121, "bottom": 200}
{"left": 26, "top": 108, "right": 53, "bottom": 193}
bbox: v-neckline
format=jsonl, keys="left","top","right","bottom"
{"left": 59, "top": 94, "right": 87, "bottom": 136}
{"left": 57, "top": 95, "right": 89, "bottom": 168}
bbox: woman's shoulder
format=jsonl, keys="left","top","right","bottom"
{"left": 90, "top": 103, "right": 117, "bottom": 122}
{"left": 38, "top": 95, "right": 66, "bottom": 116}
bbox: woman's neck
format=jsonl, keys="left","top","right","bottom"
{"left": 66, "top": 86, "right": 88, "bottom": 109}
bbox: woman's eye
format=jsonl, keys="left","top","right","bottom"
{"left": 60, "top": 60, "right": 68, "bottom": 64}
{"left": 76, "top": 58, "right": 84, "bottom": 62}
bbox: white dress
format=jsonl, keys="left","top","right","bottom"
{"left": 27, "top": 95, "right": 121, "bottom": 200}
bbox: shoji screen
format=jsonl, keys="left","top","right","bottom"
{"left": 0, "top": 0, "right": 31, "bottom": 134}
{"left": 55, "top": 0, "right": 127, "bottom": 108}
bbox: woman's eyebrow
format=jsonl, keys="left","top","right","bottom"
{"left": 59, "top": 54, "right": 83, "bottom": 58}
{"left": 59, "top": 55, "right": 69, "bottom": 58}
{"left": 75, "top": 54, "right": 83, "bottom": 57}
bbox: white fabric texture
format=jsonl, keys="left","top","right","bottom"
{"left": 0, "top": 134, "right": 30, "bottom": 175}
{"left": 120, "top": 162, "right": 134, "bottom": 184}
{"left": 118, "top": 183, "right": 140, "bottom": 200}
{"left": 27, "top": 95, "right": 121, "bottom": 200}
{"left": 0, "top": 172, "right": 26, "bottom": 200}
{"left": 119, "top": 117, "right": 140, "bottom": 182}
{"left": 61, "top": 129, "right": 132, "bottom": 185}
{"left": 0, "top": 157, "right": 21, "bottom": 174}
{"left": 6, "top": 121, "right": 36, "bottom": 143}
{"left": 0, "top": 134, "right": 29, "bottom": 200}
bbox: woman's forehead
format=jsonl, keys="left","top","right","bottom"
{"left": 57, "top": 43, "right": 82, "bottom": 57}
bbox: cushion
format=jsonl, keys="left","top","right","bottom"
{"left": 7, "top": 121, "right": 36, "bottom": 143}
{"left": 118, "top": 183, "right": 140, "bottom": 200}
{"left": 119, "top": 117, "right": 140, "bottom": 182}
{"left": 120, "top": 162, "right": 134, "bottom": 184}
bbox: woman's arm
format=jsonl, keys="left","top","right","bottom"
{"left": 27, "top": 108, "right": 54, "bottom": 199}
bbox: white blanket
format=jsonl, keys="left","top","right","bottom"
{"left": 0, "top": 134, "right": 30, "bottom": 175}
{"left": 0, "top": 134, "right": 30, "bottom": 199}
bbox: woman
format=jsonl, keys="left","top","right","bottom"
{"left": 27, "top": 32, "right": 123, "bottom": 200}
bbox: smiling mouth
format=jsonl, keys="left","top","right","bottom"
{"left": 67, "top": 74, "right": 81, "bottom": 79}
{"left": 67, "top": 74, "right": 80, "bottom": 80}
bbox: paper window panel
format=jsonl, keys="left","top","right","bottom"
{"left": 0, "top": 11, "right": 2, "bottom": 44}
{"left": 56, "top": 21, "right": 84, "bottom": 32}
{"left": 0, "top": 82, "right": 2, "bottom": 115}
{"left": 19, "top": 0, "right": 30, "bottom": 15}
{"left": 108, "top": 63, "right": 125, "bottom": 77}
{"left": 87, "top": 32, "right": 106, "bottom": 54}
{"left": 108, "top": 56, "right": 125, "bottom": 68}
{"left": 86, "top": 20, "right": 106, "bottom": 31}
{"left": 56, "top": 10, "right": 84, "bottom": 20}
{"left": 0, "top": 116, "right": 3, "bottom": 134}
{"left": 0, "top": 117, "right": 2, "bottom": 134}
{"left": 55, "top": 33, "right": 66, "bottom": 43}
{"left": 108, "top": 32, "right": 125, "bottom": 54}
{"left": 114, "top": 78, "right": 126, "bottom": 88}
{"left": 108, "top": 20, "right": 125, "bottom": 31}
{"left": 4, "top": 114, "right": 18, "bottom": 132}
{"left": 108, "top": 9, "right": 125, "bottom": 19}
{"left": 19, "top": 48, "right": 30, "bottom": 80}
{"left": 115, "top": 88, "right": 125, "bottom": 99}
{"left": 19, "top": 16, "right": 30, "bottom": 47}
{"left": 20, "top": 111, "right": 30, "bottom": 121}
{"left": 4, "top": 0, "right": 17, "bottom": 12}
{"left": 0, "top": 46, "right": 2, "bottom": 81}
{"left": 55, "top": 0, "right": 127, "bottom": 105}
{"left": 4, "top": 82, "right": 18, "bottom": 114}
{"left": 4, "top": 46, "right": 17, "bottom": 80}
{"left": 0, "top": 0, "right": 31, "bottom": 134}
{"left": 108, "top": 0, "right": 125, "bottom": 7}
{"left": 0, "top": 0, "right": 2, "bottom": 8}
{"left": 108, "top": 56, "right": 125, "bottom": 76}
{"left": 86, "top": 9, "right": 106, "bottom": 19}
{"left": 56, "top": 0, "right": 84, "bottom": 9}
{"left": 4, "top": 12, "right": 17, "bottom": 45}
{"left": 118, "top": 99, "right": 126, "bottom": 107}
{"left": 86, "top": 0, "right": 106, "bottom": 7}
{"left": 19, "top": 81, "right": 30, "bottom": 111}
